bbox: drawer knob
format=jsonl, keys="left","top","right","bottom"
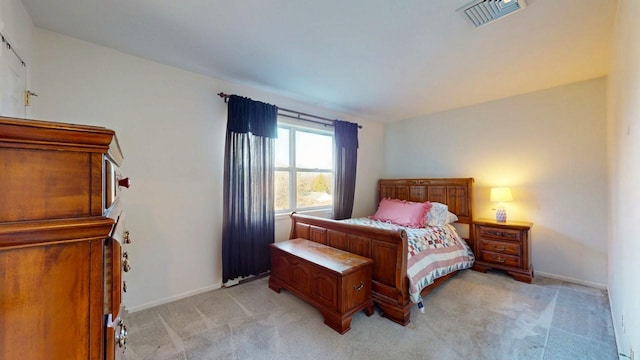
{"left": 352, "top": 281, "right": 364, "bottom": 292}
{"left": 492, "top": 256, "right": 506, "bottom": 263}
{"left": 123, "top": 231, "right": 132, "bottom": 244}
{"left": 491, "top": 245, "right": 506, "bottom": 252}
{"left": 118, "top": 177, "right": 131, "bottom": 188}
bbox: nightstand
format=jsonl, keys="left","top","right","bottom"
{"left": 472, "top": 218, "right": 533, "bottom": 283}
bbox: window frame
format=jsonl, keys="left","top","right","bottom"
{"left": 275, "top": 121, "right": 334, "bottom": 215}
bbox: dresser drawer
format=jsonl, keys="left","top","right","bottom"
{"left": 480, "top": 251, "right": 521, "bottom": 267}
{"left": 477, "top": 226, "right": 521, "bottom": 242}
{"left": 480, "top": 239, "right": 520, "bottom": 256}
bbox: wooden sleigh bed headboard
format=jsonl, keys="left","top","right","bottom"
{"left": 289, "top": 178, "right": 474, "bottom": 326}
{"left": 377, "top": 178, "right": 474, "bottom": 226}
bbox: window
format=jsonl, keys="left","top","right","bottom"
{"left": 275, "top": 124, "right": 333, "bottom": 213}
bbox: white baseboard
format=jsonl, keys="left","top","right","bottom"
{"left": 607, "top": 290, "right": 625, "bottom": 359}
{"left": 535, "top": 271, "right": 607, "bottom": 290}
{"left": 127, "top": 283, "right": 222, "bottom": 313}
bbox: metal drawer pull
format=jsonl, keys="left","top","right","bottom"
{"left": 353, "top": 281, "right": 364, "bottom": 291}
{"left": 491, "top": 245, "right": 506, "bottom": 251}
{"left": 123, "top": 230, "right": 132, "bottom": 244}
{"left": 123, "top": 281, "right": 127, "bottom": 293}
{"left": 116, "top": 319, "right": 128, "bottom": 348}
{"left": 486, "top": 230, "right": 517, "bottom": 239}
{"left": 122, "top": 251, "right": 130, "bottom": 272}
{"left": 122, "top": 259, "right": 131, "bottom": 272}
{"left": 492, "top": 256, "right": 506, "bottom": 263}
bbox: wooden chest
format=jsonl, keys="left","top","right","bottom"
{"left": 269, "top": 238, "right": 374, "bottom": 334}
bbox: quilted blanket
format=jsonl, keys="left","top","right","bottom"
{"left": 341, "top": 217, "right": 475, "bottom": 303}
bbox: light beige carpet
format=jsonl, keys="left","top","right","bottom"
{"left": 124, "top": 270, "right": 617, "bottom": 360}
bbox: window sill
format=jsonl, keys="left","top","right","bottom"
{"left": 275, "top": 209, "right": 333, "bottom": 221}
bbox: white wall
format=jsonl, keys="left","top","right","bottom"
{"left": 607, "top": 0, "right": 640, "bottom": 356}
{"left": 0, "top": 0, "right": 32, "bottom": 66}
{"left": 385, "top": 78, "right": 608, "bottom": 287}
{"left": 12, "top": 4, "right": 640, "bottom": 354}
{"left": 0, "top": 0, "right": 34, "bottom": 118}
{"left": 32, "top": 28, "right": 384, "bottom": 310}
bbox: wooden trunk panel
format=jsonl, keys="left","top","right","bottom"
{"left": 340, "top": 267, "right": 372, "bottom": 313}
{"left": 311, "top": 270, "right": 338, "bottom": 309}
{"left": 290, "top": 261, "right": 312, "bottom": 294}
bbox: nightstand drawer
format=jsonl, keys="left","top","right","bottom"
{"left": 480, "top": 239, "right": 520, "bottom": 256}
{"left": 480, "top": 251, "right": 521, "bottom": 267}
{"left": 477, "top": 226, "right": 521, "bottom": 242}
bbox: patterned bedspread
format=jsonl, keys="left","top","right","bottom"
{"left": 341, "top": 217, "right": 475, "bottom": 303}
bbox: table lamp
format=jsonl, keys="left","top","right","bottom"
{"left": 490, "top": 187, "right": 513, "bottom": 222}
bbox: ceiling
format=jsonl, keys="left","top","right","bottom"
{"left": 21, "top": 0, "right": 617, "bottom": 122}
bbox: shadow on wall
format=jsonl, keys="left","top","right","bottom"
{"left": 529, "top": 224, "right": 606, "bottom": 287}
{"left": 124, "top": 198, "right": 173, "bottom": 310}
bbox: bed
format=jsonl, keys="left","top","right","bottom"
{"left": 288, "top": 178, "right": 475, "bottom": 325}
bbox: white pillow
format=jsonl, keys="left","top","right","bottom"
{"left": 426, "top": 202, "right": 458, "bottom": 226}
{"left": 446, "top": 211, "right": 458, "bottom": 224}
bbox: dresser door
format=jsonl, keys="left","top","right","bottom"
{"left": 0, "top": 240, "right": 103, "bottom": 359}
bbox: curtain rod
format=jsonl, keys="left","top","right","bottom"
{"left": 1, "top": 33, "right": 27, "bottom": 67}
{"left": 217, "top": 92, "right": 362, "bottom": 129}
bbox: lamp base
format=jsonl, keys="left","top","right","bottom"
{"left": 496, "top": 208, "right": 507, "bottom": 222}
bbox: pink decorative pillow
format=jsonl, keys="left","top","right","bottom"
{"left": 370, "top": 198, "right": 432, "bottom": 228}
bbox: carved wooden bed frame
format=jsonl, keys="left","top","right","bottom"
{"left": 289, "top": 178, "right": 474, "bottom": 325}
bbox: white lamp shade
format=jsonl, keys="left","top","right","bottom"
{"left": 490, "top": 187, "right": 513, "bottom": 202}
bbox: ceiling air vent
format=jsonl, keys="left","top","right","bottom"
{"left": 457, "top": 0, "right": 527, "bottom": 28}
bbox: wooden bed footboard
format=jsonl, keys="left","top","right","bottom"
{"left": 289, "top": 212, "right": 413, "bottom": 325}
{"left": 287, "top": 178, "right": 474, "bottom": 325}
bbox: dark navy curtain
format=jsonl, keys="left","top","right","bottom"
{"left": 222, "top": 95, "right": 278, "bottom": 283}
{"left": 333, "top": 120, "right": 359, "bottom": 220}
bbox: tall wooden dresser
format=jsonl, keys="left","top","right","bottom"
{"left": 0, "top": 116, "right": 130, "bottom": 359}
